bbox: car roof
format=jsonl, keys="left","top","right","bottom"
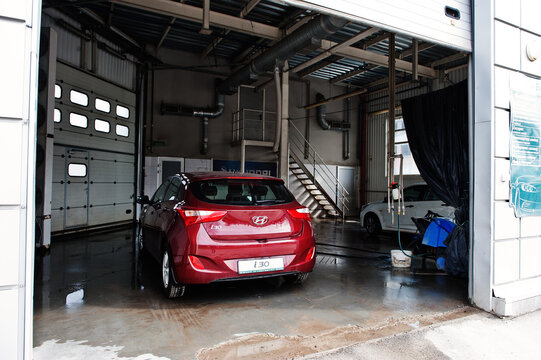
{"left": 179, "top": 172, "right": 283, "bottom": 182}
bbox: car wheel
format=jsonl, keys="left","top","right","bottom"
{"left": 161, "top": 247, "right": 185, "bottom": 299}
{"left": 285, "top": 272, "right": 309, "bottom": 284}
{"left": 365, "top": 213, "right": 381, "bottom": 235}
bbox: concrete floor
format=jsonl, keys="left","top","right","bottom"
{"left": 33, "top": 220, "right": 468, "bottom": 359}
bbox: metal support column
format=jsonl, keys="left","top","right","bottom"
{"left": 279, "top": 62, "right": 290, "bottom": 184}
{"left": 387, "top": 34, "right": 396, "bottom": 199}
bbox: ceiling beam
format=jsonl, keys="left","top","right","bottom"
{"left": 429, "top": 51, "right": 468, "bottom": 67}
{"left": 297, "top": 56, "right": 341, "bottom": 78}
{"left": 362, "top": 31, "right": 389, "bottom": 49}
{"left": 112, "top": 0, "right": 281, "bottom": 39}
{"left": 330, "top": 64, "right": 377, "bottom": 84}
{"left": 157, "top": 17, "right": 175, "bottom": 49}
{"left": 113, "top": 0, "right": 436, "bottom": 78}
{"left": 290, "top": 27, "right": 379, "bottom": 74}
{"left": 200, "top": 0, "right": 261, "bottom": 59}
{"left": 322, "top": 40, "right": 436, "bottom": 78}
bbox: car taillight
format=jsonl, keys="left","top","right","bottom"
{"left": 287, "top": 207, "right": 311, "bottom": 221}
{"left": 188, "top": 255, "right": 205, "bottom": 270}
{"left": 176, "top": 209, "right": 227, "bottom": 226}
{"left": 305, "top": 246, "right": 315, "bottom": 262}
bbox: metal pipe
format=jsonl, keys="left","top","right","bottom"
{"left": 304, "top": 88, "right": 366, "bottom": 110}
{"left": 272, "top": 66, "right": 282, "bottom": 152}
{"left": 343, "top": 92, "right": 350, "bottom": 160}
{"left": 315, "top": 93, "right": 331, "bottom": 130}
{"left": 201, "top": 116, "right": 209, "bottom": 154}
{"left": 218, "top": 15, "right": 347, "bottom": 95}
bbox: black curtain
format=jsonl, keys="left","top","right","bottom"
{"left": 401, "top": 81, "right": 469, "bottom": 276}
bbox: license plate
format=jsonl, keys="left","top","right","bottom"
{"left": 238, "top": 257, "right": 284, "bottom": 274}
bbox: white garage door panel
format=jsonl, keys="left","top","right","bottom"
{"left": 0, "top": 289, "right": 19, "bottom": 360}
{"left": 51, "top": 183, "right": 65, "bottom": 209}
{"left": 0, "top": 21, "right": 25, "bottom": 119}
{"left": 51, "top": 209, "right": 64, "bottom": 232}
{"left": 52, "top": 62, "right": 136, "bottom": 232}
{"left": 90, "top": 160, "right": 134, "bottom": 183}
{"left": 88, "top": 205, "right": 132, "bottom": 226}
{"left": 0, "top": 121, "right": 23, "bottom": 205}
{"left": 284, "top": 0, "right": 472, "bottom": 52}
{"left": 89, "top": 184, "right": 134, "bottom": 205}
{"left": 54, "top": 129, "right": 135, "bottom": 154}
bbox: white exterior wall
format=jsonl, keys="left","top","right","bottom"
{"left": 0, "top": 0, "right": 41, "bottom": 358}
{"left": 473, "top": 0, "right": 541, "bottom": 316}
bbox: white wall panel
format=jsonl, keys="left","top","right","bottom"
{"left": 520, "top": 30, "right": 541, "bottom": 77}
{"left": 494, "top": 108, "right": 510, "bottom": 158}
{"left": 494, "top": 201, "right": 520, "bottom": 240}
{"left": 494, "top": 21, "right": 521, "bottom": 69}
{"left": 494, "top": 158, "right": 510, "bottom": 201}
{"left": 495, "top": 0, "right": 520, "bottom": 26}
{"left": 520, "top": 237, "right": 541, "bottom": 278}
{"left": 0, "top": 208, "right": 20, "bottom": 286}
{"left": 0, "top": 121, "right": 22, "bottom": 205}
{"left": 520, "top": 216, "right": 541, "bottom": 238}
{"left": 0, "top": 21, "right": 26, "bottom": 119}
{"left": 0, "top": 289, "right": 19, "bottom": 360}
{"left": 521, "top": 0, "right": 541, "bottom": 35}
{"left": 494, "top": 66, "right": 510, "bottom": 109}
{"left": 494, "top": 239, "right": 520, "bottom": 284}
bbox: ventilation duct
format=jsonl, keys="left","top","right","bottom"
{"left": 217, "top": 15, "right": 348, "bottom": 95}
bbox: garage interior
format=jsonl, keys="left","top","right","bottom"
{"left": 34, "top": 1, "right": 471, "bottom": 359}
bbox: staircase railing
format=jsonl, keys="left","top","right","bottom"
{"left": 289, "top": 121, "right": 350, "bottom": 218}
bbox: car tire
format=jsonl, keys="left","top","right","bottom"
{"left": 285, "top": 272, "right": 309, "bottom": 284}
{"left": 364, "top": 213, "right": 381, "bottom": 235}
{"left": 161, "top": 246, "right": 185, "bottom": 299}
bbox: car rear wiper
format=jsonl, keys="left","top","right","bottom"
{"left": 254, "top": 199, "right": 286, "bottom": 205}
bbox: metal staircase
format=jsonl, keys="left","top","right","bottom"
{"left": 288, "top": 122, "right": 350, "bottom": 219}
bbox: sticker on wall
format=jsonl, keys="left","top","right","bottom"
{"left": 510, "top": 73, "right": 541, "bottom": 217}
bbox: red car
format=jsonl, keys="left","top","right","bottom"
{"left": 137, "top": 172, "right": 316, "bottom": 298}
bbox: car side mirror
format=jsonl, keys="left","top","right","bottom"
{"left": 136, "top": 195, "right": 150, "bottom": 204}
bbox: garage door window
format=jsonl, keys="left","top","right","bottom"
{"left": 94, "top": 119, "right": 110, "bottom": 133}
{"left": 115, "top": 124, "right": 129, "bottom": 137}
{"left": 68, "top": 163, "right": 87, "bottom": 177}
{"left": 70, "top": 90, "right": 89, "bottom": 107}
{"left": 54, "top": 108, "right": 61, "bottom": 123}
{"left": 69, "top": 113, "right": 88, "bottom": 128}
{"left": 55, "top": 84, "right": 62, "bottom": 99}
{"left": 392, "top": 118, "right": 420, "bottom": 176}
{"left": 116, "top": 105, "right": 129, "bottom": 119}
{"left": 95, "top": 98, "right": 111, "bottom": 113}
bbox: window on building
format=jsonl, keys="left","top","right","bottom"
{"left": 54, "top": 108, "right": 61, "bottom": 123}
{"left": 55, "top": 84, "right": 62, "bottom": 99}
{"left": 115, "top": 124, "right": 129, "bottom": 137}
{"left": 68, "top": 163, "right": 87, "bottom": 177}
{"left": 69, "top": 113, "right": 88, "bottom": 128}
{"left": 387, "top": 117, "right": 420, "bottom": 176}
{"left": 94, "top": 119, "right": 110, "bottom": 133}
{"left": 95, "top": 98, "right": 111, "bottom": 113}
{"left": 69, "top": 89, "right": 88, "bottom": 106}
{"left": 116, "top": 104, "right": 129, "bottom": 119}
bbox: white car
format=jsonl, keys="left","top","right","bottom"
{"left": 360, "top": 184, "right": 454, "bottom": 234}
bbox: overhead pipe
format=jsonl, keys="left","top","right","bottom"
{"left": 315, "top": 93, "right": 350, "bottom": 131}
{"left": 217, "top": 15, "right": 348, "bottom": 95}
{"left": 272, "top": 66, "right": 282, "bottom": 153}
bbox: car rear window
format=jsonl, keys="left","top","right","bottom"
{"left": 189, "top": 179, "right": 294, "bottom": 206}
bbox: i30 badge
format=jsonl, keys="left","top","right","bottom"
{"left": 251, "top": 215, "right": 269, "bottom": 226}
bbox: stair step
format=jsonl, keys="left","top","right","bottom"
{"left": 291, "top": 169, "right": 304, "bottom": 174}
{"left": 305, "top": 185, "right": 317, "bottom": 190}
{"left": 296, "top": 175, "right": 309, "bottom": 180}
{"left": 310, "top": 189, "right": 322, "bottom": 194}
{"left": 319, "top": 200, "right": 330, "bottom": 205}
{"left": 301, "top": 180, "right": 313, "bottom": 185}
{"left": 323, "top": 205, "right": 335, "bottom": 210}
{"left": 314, "top": 195, "right": 326, "bottom": 200}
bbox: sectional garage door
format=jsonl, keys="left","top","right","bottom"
{"left": 51, "top": 62, "right": 136, "bottom": 233}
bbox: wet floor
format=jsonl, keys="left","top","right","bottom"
{"left": 33, "top": 220, "right": 468, "bottom": 359}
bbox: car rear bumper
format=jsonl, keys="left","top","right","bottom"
{"left": 171, "top": 223, "right": 316, "bottom": 284}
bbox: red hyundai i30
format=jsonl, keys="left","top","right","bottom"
{"left": 137, "top": 172, "right": 316, "bottom": 298}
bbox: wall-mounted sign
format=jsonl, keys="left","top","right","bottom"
{"left": 213, "top": 160, "right": 277, "bottom": 177}
{"left": 510, "top": 73, "right": 541, "bottom": 217}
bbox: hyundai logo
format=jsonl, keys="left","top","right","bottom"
{"left": 251, "top": 216, "right": 269, "bottom": 226}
